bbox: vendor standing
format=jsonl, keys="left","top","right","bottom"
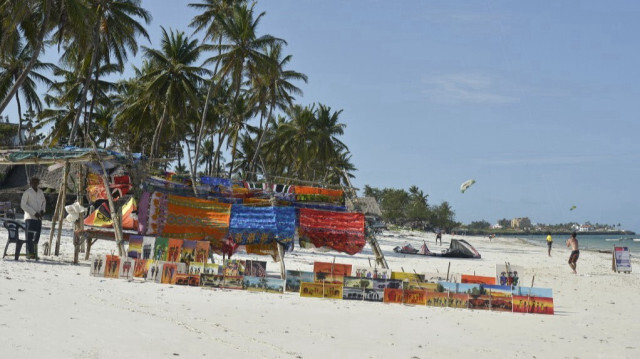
{"left": 21, "top": 177, "right": 46, "bottom": 260}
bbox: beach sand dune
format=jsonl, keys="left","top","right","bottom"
{"left": 1, "top": 224, "right": 639, "bottom": 358}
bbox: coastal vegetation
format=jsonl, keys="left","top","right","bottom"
{"left": 0, "top": 0, "right": 354, "bottom": 186}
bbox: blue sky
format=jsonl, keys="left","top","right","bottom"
{"left": 5, "top": 1, "right": 640, "bottom": 231}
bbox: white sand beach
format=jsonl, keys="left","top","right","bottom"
{"left": 1, "top": 224, "right": 639, "bottom": 359}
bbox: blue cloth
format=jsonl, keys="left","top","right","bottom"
{"left": 228, "top": 205, "right": 296, "bottom": 248}
{"left": 200, "top": 176, "right": 232, "bottom": 188}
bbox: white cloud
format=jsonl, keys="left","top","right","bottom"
{"left": 422, "top": 73, "right": 518, "bottom": 105}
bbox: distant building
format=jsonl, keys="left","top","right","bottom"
{"left": 0, "top": 120, "right": 25, "bottom": 146}
{"left": 511, "top": 217, "right": 532, "bottom": 229}
{"left": 491, "top": 224, "right": 503, "bottom": 230}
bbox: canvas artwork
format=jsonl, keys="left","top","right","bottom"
{"left": 490, "top": 293, "right": 513, "bottom": 312}
{"left": 90, "top": 255, "right": 106, "bottom": 277}
{"left": 404, "top": 289, "right": 428, "bottom": 305}
{"left": 161, "top": 263, "right": 178, "bottom": 284}
{"left": 175, "top": 274, "right": 200, "bottom": 286}
{"left": 468, "top": 295, "right": 491, "bottom": 310}
{"left": 244, "top": 276, "right": 265, "bottom": 292}
{"left": 189, "top": 262, "right": 205, "bottom": 275}
{"left": 343, "top": 287, "right": 364, "bottom": 300}
{"left": 223, "top": 276, "right": 244, "bottom": 290}
{"left": 104, "top": 255, "right": 121, "bottom": 278}
{"left": 512, "top": 295, "right": 554, "bottom": 315}
{"left": 448, "top": 293, "right": 469, "bottom": 308}
{"left": 313, "top": 262, "right": 352, "bottom": 277}
{"left": 425, "top": 291, "right": 449, "bottom": 307}
{"left": 119, "top": 257, "right": 134, "bottom": 279}
{"left": 323, "top": 283, "right": 343, "bottom": 299}
{"left": 204, "top": 263, "right": 220, "bottom": 275}
{"left": 423, "top": 272, "right": 457, "bottom": 283}
{"left": 512, "top": 286, "right": 553, "bottom": 298}
{"left": 133, "top": 259, "right": 147, "bottom": 278}
{"left": 180, "top": 240, "right": 197, "bottom": 265}
{"left": 167, "top": 239, "right": 183, "bottom": 262}
{"left": 153, "top": 237, "right": 169, "bottom": 261}
{"left": 363, "top": 288, "right": 384, "bottom": 302}
{"left": 461, "top": 274, "right": 496, "bottom": 285}
{"left": 438, "top": 282, "right": 481, "bottom": 295}
{"left": 391, "top": 272, "right": 425, "bottom": 282}
{"left": 372, "top": 278, "right": 403, "bottom": 290}
{"left": 141, "top": 236, "right": 156, "bottom": 260}
{"left": 200, "top": 274, "right": 225, "bottom": 288}
{"left": 352, "top": 266, "right": 391, "bottom": 280}
{"left": 127, "top": 235, "right": 144, "bottom": 259}
{"left": 146, "top": 261, "right": 162, "bottom": 282}
{"left": 300, "top": 282, "right": 324, "bottom": 298}
{"left": 285, "top": 270, "right": 315, "bottom": 292}
{"left": 223, "top": 259, "right": 246, "bottom": 276}
{"left": 495, "top": 264, "right": 524, "bottom": 287}
{"left": 383, "top": 288, "right": 404, "bottom": 304}
{"left": 245, "top": 260, "right": 267, "bottom": 277}
{"left": 264, "top": 277, "right": 285, "bottom": 293}
{"left": 343, "top": 276, "right": 373, "bottom": 289}
{"left": 403, "top": 281, "right": 438, "bottom": 291}
{"left": 314, "top": 273, "right": 344, "bottom": 284}
{"left": 195, "top": 240, "right": 210, "bottom": 263}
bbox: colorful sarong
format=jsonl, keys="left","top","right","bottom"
{"left": 228, "top": 205, "right": 296, "bottom": 248}
{"left": 298, "top": 208, "right": 365, "bottom": 255}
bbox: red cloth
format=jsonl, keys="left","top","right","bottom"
{"left": 298, "top": 208, "right": 366, "bottom": 255}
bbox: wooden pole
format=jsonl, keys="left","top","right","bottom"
{"left": 73, "top": 164, "right": 85, "bottom": 264}
{"left": 45, "top": 184, "right": 64, "bottom": 256}
{"left": 277, "top": 243, "right": 286, "bottom": 283}
{"left": 446, "top": 261, "right": 451, "bottom": 282}
{"left": 54, "top": 161, "right": 70, "bottom": 256}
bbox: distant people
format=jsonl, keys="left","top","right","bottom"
{"left": 20, "top": 176, "right": 46, "bottom": 260}
{"left": 435, "top": 230, "right": 442, "bottom": 245}
{"left": 546, "top": 232, "right": 553, "bottom": 257}
{"left": 566, "top": 232, "right": 579, "bottom": 274}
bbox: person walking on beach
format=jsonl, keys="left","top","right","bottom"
{"left": 20, "top": 177, "right": 46, "bottom": 260}
{"left": 566, "top": 232, "right": 579, "bottom": 274}
{"left": 546, "top": 232, "right": 553, "bottom": 256}
{"left": 435, "top": 229, "right": 442, "bottom": 245}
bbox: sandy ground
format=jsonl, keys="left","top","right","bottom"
{"left": 1, "top": 222, "right": 639, "bottom": 359}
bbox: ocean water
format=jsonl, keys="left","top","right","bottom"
{"left": 504, "top": 233, "right": 640, "bottom": 256}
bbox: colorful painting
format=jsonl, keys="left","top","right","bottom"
{"left": 204, "top": 263, "right": 220, "bottom": 275}
{"left": 200, "top": 274, "right": 225, "bottom": 288}
{"left": 104, "top": 255, "right": 121, "bottom": 278}
{"left": 195, "top": 241, "right": 210, "bottom": 263}
{"left": 323, "top": 283, "right": 343, "bottom": 299}
{"left": 490, "top": 294, "right": 513, "bottom": 312}
{"left": 404, "top": 289, "right": 428, "bottom": 305}
{"left": 496, "top": 264, "right": 524, "bottom": 287}
{"left": 439, "top": 282, "right": 481, "bottom": 295}
{"left": 223, "top": 259, "right": 246, "bottom": 276}
{"left": 90, "top": 255, "right": 105, "bottom": 277}
{"left": 391, "top": 272, "right": 425, "bottom": 282}
{"left": 363, "top": 288, "right": 384, "bottom": 302}
{"left": 223, "top": 276, "right": 244, "bottom": 290}
{"left": 512, "top": 295, "right": 554, "bottom": 315}
{"left": 423, "top": 272, "right": 449, "bottom": 283}
{"left": 315, "top": 273, "right": 344, "bottom": 284}
{"left": 264, "top": 277, "right": 285, "bottom": 293}
{"left": 142, "top": 236, "right": 156, "bottom": 260}
{"left": 343, "top": 276, "right": 374, "bottom": 289}
{"left": 468, "top": 295, "right": 491, "bottom": 310}
{"left": 180, "top": 240, "right": 197, "bottom": 264}
{"left": 146, "top": 261, "right": 162, "bottom": 282}
{"left": 447, "top": 293, "right": 468, "bottom": 308}
{"left": 119, "top": 257, "right": 134, "bottom": 279}
{"left": 285, "top": 270, "right": 315, "bottom": 292}
{"left": 245, "top": 260, "right": 267, "bottom": 277}
{"left": 372, "top": 278, "right": 403, "bottom": 290}
{"left": 426, "top": 291, "right": 449, "bottom": 307}
{"left": 383, "top": 288, "right": 404, "bottom": 304}
{"left": 352, "top": 266, "right": 391, "bottom": 280}
{"left": 313, "top": 261, "right": 352, "bottom": 277}
{"left": 461, "top": 274, "right": 496, "bottom": 285}
{"left": 300, "top": 282, "right": 324, "bottom": 298}
{"left": 343, "top": 287, "right": 364, "bottom": 300}
{"left": 244, "top": 276, "right": 265, "bottom": 291}
{"left": 133, "top": 258, "right": 147, "bottom": 278}
{"left": 153, "top": 237, "right": 169, "bottom": 261}
{"left": 512, "top": 286, "right": 553, "bottom": 298}
{"left": 189, "top": 262, "right": 204, "bottom": 275}
{"left": 175, "top": 274, "right": 200, "bottom": 286}
{"left": 167, "top": 239, "right": 183, "bottom": 262}
{"left": 127, "top": 235, "right": 144, "bottom": 258}
{"left": 161, "top": 263, "right": 178, "bottom": 284}
{"left": 404, "top": 281, "right": 438, "bottom": 291}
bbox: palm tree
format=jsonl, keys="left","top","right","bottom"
{"left": 248, "top": 43, "right": 307, "bottom": 171}
{"left": 0, "top": 38, "right": 55, "bottom": 145}
{"left": 139, "top": 27, "right": 209, "bottom": 161}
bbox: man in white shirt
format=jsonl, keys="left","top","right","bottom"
{"left": 21, "top": 177, "right": 46, "bottom": 260}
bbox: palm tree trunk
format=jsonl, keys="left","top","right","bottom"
{"left": 15, "top": 93, "right": 23, "bottom": 146}
{"left": 226, "top": 81, "right": 243, "bottom": 177}
{"left": 68, "top": 27, "right": 100, "bottom": 145}
{"left": 150, "top": 105, "right": 168, "bottom": 162}
{"left": 250, "top": 100, "right": 275, "bottom": 172}
{"left": 0, "top": 2, "right": 50, "bottom": 114}
{"left": 85, "top": 68, "right": 101, "bottom": 146}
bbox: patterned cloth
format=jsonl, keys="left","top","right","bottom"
{"left": 228, "top": 205, "right": 296, "bottom": 249}
{"left": 298, "top": 208, "right": 366, "bottom": 255}
{"left": 293, "top": 186, "right": 344, "bottom": 204}
{"left": 161, "top": 194, "right": 232, "bottom": 241}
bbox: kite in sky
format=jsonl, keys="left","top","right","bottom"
{"left": 570, "top": 205, "right": 577, "bottom": 211}
{"left": 460, "top": 179, "right": 476, "bottom": 193}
